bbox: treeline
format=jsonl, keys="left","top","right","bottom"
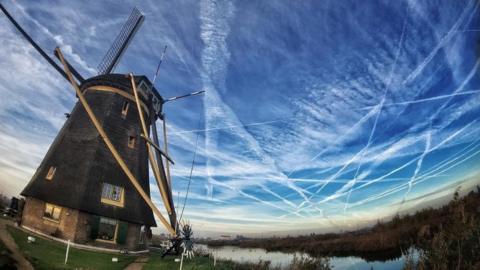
{"left": 205, "top": 186, "right": 480, "bottom": 263}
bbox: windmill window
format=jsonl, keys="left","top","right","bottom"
{"left": 97, "top": 217, "right": 118, "bottom": 242}
{"left": 139, "top": 227, "right": 145, "bottom": 244}
{"left": 121, "top": 100, "right": 129, "bottom": 118}
{"left": 43, "top": 203, "right": 62, "bottom": 222}
{"left": 101, "top": 183, "right": 125, "bottom": 207}
{"left": 45, "top": 166, "right": 56, "bottom": 180}
{"left": 128, "top": 136, "right": 136, "bottom": 148}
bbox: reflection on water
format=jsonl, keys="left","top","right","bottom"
{"left": 198, "top": 244, "right": 410, "bottom": 270}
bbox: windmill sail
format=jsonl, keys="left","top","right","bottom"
{"left": 97, "top": 7, "right": 144, "bottom": 75}
{"left": 2, "top": 2, "right": 205, "bottom": 251}
{"left": 0, "top": 3, "right": 84, "bottom": 83}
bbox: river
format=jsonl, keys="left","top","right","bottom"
{"left": 197, "top": 244, "right": 414, "bottom": 269}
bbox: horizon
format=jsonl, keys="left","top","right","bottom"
{"left": 1, "top": 0, "right": 480, "bottom": 237}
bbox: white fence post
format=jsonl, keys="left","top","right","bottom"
{"left": 64, "top": 239, "right": 70, "bottom": 264}
{"left": 179, "top": 254, "right": 184, "bottom": 270}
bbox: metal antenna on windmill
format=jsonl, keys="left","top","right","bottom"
{"left": 152, "top": 45, "right": 168, "bottom": 84}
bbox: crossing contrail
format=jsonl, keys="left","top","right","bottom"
{"left": 169, "top": 118, "right": 290, "bottom": 135}
{"left": 360, "top": 89, "right": 480, "bottom": 109}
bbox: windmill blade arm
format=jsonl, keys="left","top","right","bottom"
{"left": 151, "top": 117, "right": 177, "bottom": 231}
{"left": 53, "top": 50, "right": 84, "bottom": 82}
{"left": 140, "top": 134, "right": 175, "bottom": 164}
{"left": 161, "top": 116, "right": 172, "bottom": 188}
{"left": 0, "top": 4, "right": 83, "bottom": 84}
{"left": 97, "top": 8, "right": 144, "bottom": 74}
{"left": 130, "top": 74, "right": 173, "bottom": 216}
{"left": 164, "top": 90, "right": 205, "bottom": 103}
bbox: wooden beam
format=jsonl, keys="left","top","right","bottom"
{"left": 55, "top": 47, "right": 175, "bottom": 236}
{"left": 139, "top": 134, "right": 174, "bottom": 164}
{"left": 83, "top": 86, "right": 150, "bottom": 114}
{"left": 161, "top": 116, "right": 172, "bottom": 188}
{"left": 151, "top": 117, "right": 176, "bottom": 231}
{"left": 129, "top": 74, "right": 173, "bottom": 215}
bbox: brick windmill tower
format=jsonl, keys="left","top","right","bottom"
{"left": 1, "top": 4, "right": 202, "bottom": 250}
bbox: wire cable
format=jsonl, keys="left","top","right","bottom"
{"left": 178, "top": 130, "right": 200, "bottom": 222}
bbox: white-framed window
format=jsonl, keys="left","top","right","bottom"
{"left": 45, "top": 166, "right": 56, "bottom": 180}
{"left": 139, "top": 226, "right": 145, "bottom": 244}
{"left": 97, "top": 217, "right": 118, "bottom": 242}
{"left": 43, "top": 203, "right": 62, "bottom": 221}
{"left": 138, "top": 80, "right": 150, "bottom": 99}
{"left": 101, "top": 183, "right": 125, "bottom": 207}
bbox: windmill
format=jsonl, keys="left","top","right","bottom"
{"left": 0, "top": 4, "right": 202, "bottom": 251}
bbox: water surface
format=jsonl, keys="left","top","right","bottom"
{"left": 198, "top": 244, "right": 411, "bottom": 269}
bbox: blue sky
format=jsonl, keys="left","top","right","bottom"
{"left": 0, "top": 0, "right": 479, "bottom": 236}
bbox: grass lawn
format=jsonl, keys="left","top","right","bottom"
{"left": 143, "top": 251, "right": 216, "bottom": 270}
{"left": 6, "top": 225, "right": 136, "bottom": 270}
{"left": 143, "top": 250, "right": 272, "bottom": 270}
{"left": 7, "top": 226, "right": 265, "bottom": 270}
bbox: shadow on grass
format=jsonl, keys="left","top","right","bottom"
{"left": 6, "top": 225, "right": 135, "bottom": 270}
{"left": 0, "top": 237, "right": 16, "bottom": 269}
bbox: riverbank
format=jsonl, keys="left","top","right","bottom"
{"left": 2, "top": 220, "right": 333, "bottom": 269}
{"left": 204, "top": 187, "right": 480, "bottom": 263}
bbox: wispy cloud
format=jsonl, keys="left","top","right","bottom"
{"left": 1, "top": 0, "right": 479, "bottom": 235}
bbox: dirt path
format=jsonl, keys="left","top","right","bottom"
{"left": 0, "top": 218, "right": 34, "bottom": 270}
{"left": 123, "top": 256, "right": 149, "bottom": 270}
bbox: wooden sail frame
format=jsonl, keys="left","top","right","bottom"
{"left": 129, "top": 74, "right": 173, "bottom": 216}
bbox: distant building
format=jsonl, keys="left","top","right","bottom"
{"left": 235, "top": 234, "right": 247, "bottom": 240}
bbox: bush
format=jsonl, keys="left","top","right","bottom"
{"left": 410, "top": 188, "right": 480, "bottom": 269}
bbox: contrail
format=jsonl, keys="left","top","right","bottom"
{"left": 340, "top": 20, "right": 407, "bottom": 214}
{"left": 209, "top": 178, "right": 304, "bottom": 217}
{"left": 348, "top": 143, "right": 480, "bottom": 209}
{"left": 359, "top": 89, "right": 480, "bottom": 110}
{"left": 296, "top": 121, "right": 477, "bottom": 213}
{"left": 259, "top": 184, "right": 297, "bottom": 209}
{"left": 347, "top": 124, "right": 480, "bottom": 208}
{"left": 169, "top": 118, "right": 290, "bottom": 135}
{"left": 403, "top": 0, "right": 477, "bottom": 84}
{"left": 402, "top": 131, "right": 431, "bottom": 203}
{"left": 339, "top": 5, "right": 479, "bottom": 213}
{"left": 414, "top": 135, "right": 480, "bottom": 181}
{"left": 352, "top": 120, "right": 475, "bottom": 192}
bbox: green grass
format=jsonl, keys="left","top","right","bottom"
{"left": 7, "top": 226, "right": 277, "bottom": 270}
{"left": 143, "top": 250, "right": 216, "bottom": 270}
{"left": 6, "top": 225, "right": 136, "bottom": 270}
{"left": 143, "top": 250, "right": 275, "bottom": 270}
